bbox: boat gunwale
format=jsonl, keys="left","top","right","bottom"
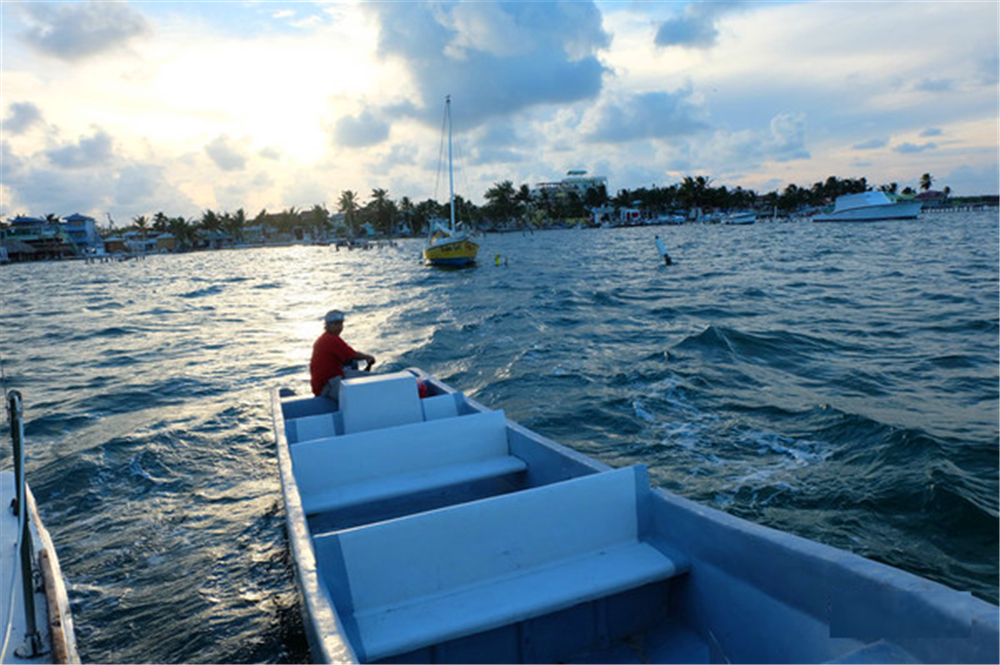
{"left": 0, "top": 474, "right": 80, "bottom": 665}
{"left": 271, "top": 389, "right": 359, "bottom": 664}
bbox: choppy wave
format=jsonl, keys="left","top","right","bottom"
{"left": 0, "top": 211, "right": 996, "bottom": 662}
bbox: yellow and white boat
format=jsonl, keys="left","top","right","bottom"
{"left": 423, "top": 96, "right": 478, "bottom": 267}
{"left": 424, "top": 225, "right": 478, "bottom": 266}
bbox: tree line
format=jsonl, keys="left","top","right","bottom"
{"left": 106, "top": 173, "right": 948, "bottom": 244}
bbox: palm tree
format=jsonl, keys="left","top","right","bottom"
{"left": 200, "top": 209, "right": 221, "bottom": 234}
{"left": 131, "top": 214, "right": 149, "bottom": 237}
{"left": 338, "top": 190, "right": 359, "bottom": 235}
{"left": 484, "top": 180, "right": 518, "bottom": 224}
{"left": 368, "top": 188, "right": 393, "bottom": 235}
{"left": 307, "top": 205, "right": 328, "bottom": 239}
{"left": 153, "top": 211, "right": 169, "bottom": 233}
{"left": 222, "top": 208, "right": 247, "bottom": 243}
{"left": 919, "top": 173, "right": 933, "bottom": 192}
{"left": 398, "top": 196, "right": 415, "bottom": 235}
{"left": 679, "top": 176, "right": 712, "bottom": 212}
{"left": 168, "top": 217, "right": 196, "bottom": 250}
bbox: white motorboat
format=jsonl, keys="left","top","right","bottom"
{"left": 723, "top": 211, "right": 757, "bottom": 225}
{"left": 272, "top": 369, "right": 998, "bottom": 664}
{"left": 1, "top": 392, "right": 79, "bottom": 664}
{"left": 813, "top": 191, "right": 922, "bottom": 222}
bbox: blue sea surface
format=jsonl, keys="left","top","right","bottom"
{"left": 1, "top": 211, "right": 997, "bottom": 663}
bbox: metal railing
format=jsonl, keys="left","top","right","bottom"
{"left": 1, "top": 390, "right": 43, "bottom": 659}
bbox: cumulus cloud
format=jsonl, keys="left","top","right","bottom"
{"left": 691, "top": 112, "right": 810, "bottom": 175}
{"left": 2, "top": 145, "right": 197, "bottom": 219}
{"left": 919, "top": 127, "right": 943, "bottom": 137}
{"left": 583, "top": 88, "right": 708, "bottom": 142}
{"left": 365, "top": 1, "right": 609, "bottom": 128}
{"left": 654, "top": 1, "right": 745, "bottom": 49}
{"left": 15, "top": 1, "right": 149, "bottom": 61}
{"left": 115, "top": 163, "right": 194, "bottom": 213}
{"left": 767, "top": 113, "right": 810, "bottom": 162}
{"left": 333, "top": 109, "right": 391, "bottom": 148}
{"left": 468, "top": 121, "right": 530, "bottom": 164}
{"left": 853, "top": 137, "right": 889, "bottom": 150}
{"left": 2, "top": 102, "right": 44, "bottom": 135}
{"left": 369, "top": 144, "right": 419, "bottom": 176}
{"left": 205, "top": 135, "right": 248, "bottom": 171}
{"left": 46, "top": 130, "right": 114, "bottom": 169}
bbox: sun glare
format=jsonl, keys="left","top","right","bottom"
{"left": 147, "top": 23, "right": 381, "bottom": 165}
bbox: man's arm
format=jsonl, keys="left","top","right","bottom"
{"left": 350, "top": 351, "right": 376, "bottom": 371}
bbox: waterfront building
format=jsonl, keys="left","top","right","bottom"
{"left": 531, "top": 170, "right": 608, "bottom": 199}
{"left": 63, "top": 213, "right": 102, "bottom": 253}
{"left": 1, "top": 215, "right": 75, "bottom": 260}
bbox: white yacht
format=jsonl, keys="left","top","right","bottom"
{"left": 813, "top": 191, "right": 922, "bottom": 222}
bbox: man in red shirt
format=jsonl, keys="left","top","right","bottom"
{"left": 310, "top": 310, "right": 376, "bottom": 399}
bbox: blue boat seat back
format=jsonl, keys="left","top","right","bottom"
{"left": 339, "top": 372, "right": 424, "bottom": 434}
{"left": 420, "top": 393, "right": 460, "bottom": 421}
{"left": 281, "top": 395, "right": 336, "bottom": 420}
{"left": 286, "top": 412, "right": 341, "bottom": 443}
{"left": 291, "top": 409, "right": 520, "bottom": 515}
{"left": 314, "top": 465, "right": 688, "bottom": 661}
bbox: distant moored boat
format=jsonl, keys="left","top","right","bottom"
{"left": 424, "top": 96, "right": 478, "bottom": 267}
{"left": 813, "top": 191, "right": 923, "bottom": 222}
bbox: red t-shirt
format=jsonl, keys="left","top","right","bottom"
{"left": 310, "top": 332, "right": 357, "bottom": 396}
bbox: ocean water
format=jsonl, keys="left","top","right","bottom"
{"left": 0, "top": 211, "right": 997, "bottom": 663}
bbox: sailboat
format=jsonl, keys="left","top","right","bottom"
{"left": 423, "top": 96, "right": 479, "bottom": 267}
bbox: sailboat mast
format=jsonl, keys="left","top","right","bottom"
{"left": 447, "top": 95, "right": 456, "bottom": 233}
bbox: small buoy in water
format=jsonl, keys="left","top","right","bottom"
{"left": 655, "top": 235, "right": 672, "bottom": 266}
{"left": 495, "top": 253, "right": 500, "bottom": 266}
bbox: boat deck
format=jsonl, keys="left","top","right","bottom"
{"left": 274, "top": 370, "right": 999, "bottom": 665}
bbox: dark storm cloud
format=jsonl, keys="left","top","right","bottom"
{"left": 364, "top": 1, "right": 609, "bottom": 130}
{"left": 46, "top": 130, "right": 114, "bottom": 168}
{"left": 16, "top": 1, "right": 149, "bottom": 61}
{"left": 2, "top": 102, "right": 44, "bottom": 135}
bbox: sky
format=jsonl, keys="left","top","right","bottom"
{"left": 1, "top": 0, "right": 997, "bottom": 222}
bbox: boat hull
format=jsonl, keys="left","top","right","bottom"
{"left": 423, "top": 239, "right": 478, "bottom": 266}
{"left": 813, "top": 200, "right": 923, "bottom": 222}
{"left": 0, "top": 474, "right": 79, "bottom": 664}
{"left": 273, "top": 369, "right": 999, "bottom": 664}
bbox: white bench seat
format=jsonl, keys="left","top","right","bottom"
{"left": 291, "top": 409, "right": 521, "bottom": 516}
{"left": 314, "top": 465, "right": 687, "bottom": 662}
{"left": 354, "top": 541, "right": 680, "bottom": 661}
{"left": 303, "top": 455, "right": 526, "bottom": 516}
